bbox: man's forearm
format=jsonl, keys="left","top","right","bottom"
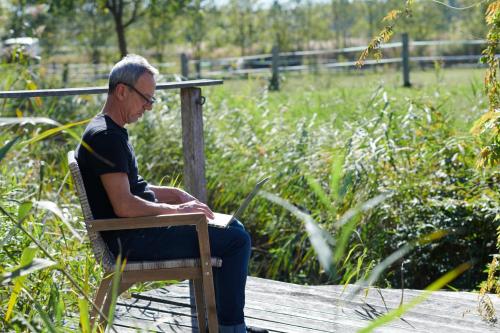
{"left": 149, "top": 186, "right": 196, "bottom": 204}
{"left": 114, "top": 194, "right": 178, "bottom": 217}
{"left": 114, "top": 193, "right": 214, "bottom": 219}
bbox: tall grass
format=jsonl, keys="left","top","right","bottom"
{"left": 0, "top": 66, "right": 498, "bottom": 331}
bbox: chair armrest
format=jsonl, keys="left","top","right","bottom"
{"left": 87, "top": 213, "right": 206, "bottom": 232}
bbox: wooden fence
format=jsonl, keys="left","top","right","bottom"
{"left": 0, "top": 79, "right": 223, "bottom": 203}
{"left": 5, "top": 36, "right": 489, "bottom": 86}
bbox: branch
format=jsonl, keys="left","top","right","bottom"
{"left": 124, "top": 0, "right": 145, "bottom": 28}
{"left": 106, "top": 0, "right": 116, "bottom": 12}
{"left": 430, "top": 0, "right": 485, "bottom": 10}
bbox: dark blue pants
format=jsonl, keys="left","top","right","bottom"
{"left": 104, "top": 220, "right": 251, "bottom": 326}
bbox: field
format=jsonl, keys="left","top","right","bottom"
{"left": 0, "top": 66, "right": 499, "bottom": 330}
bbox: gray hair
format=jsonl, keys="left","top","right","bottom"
{"left": 108, "top": 54, "right": 158, "bottom": 92}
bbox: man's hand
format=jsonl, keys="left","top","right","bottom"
{"left": 177, "top": 200, "right": 215, "bottom": 219}
{"left": 150, "top": 186, "right": 198, "bottom": 204}
{"left": 177, "top": 190, "right": 197, "bottom": 203}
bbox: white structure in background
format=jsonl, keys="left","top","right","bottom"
{"left": 1, "top": 37, "right": 40, "bottom": 61}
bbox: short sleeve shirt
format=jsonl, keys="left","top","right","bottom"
{"left": 75, "top": 114, "right": 156, "bottom": 219}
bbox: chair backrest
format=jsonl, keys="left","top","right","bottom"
{"left": 67, "top": 151, "right": 115, "bottom": 270}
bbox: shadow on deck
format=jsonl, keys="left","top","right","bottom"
{"left": 112, "top": 276, "right": 500, "bottom": 332}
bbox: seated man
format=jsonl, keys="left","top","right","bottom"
{"left": 76, "top": 54, "right": 267, "bottom": 333}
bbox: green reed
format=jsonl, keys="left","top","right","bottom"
{"left": 0, "top": 66, "right": 498, "bottom": 331}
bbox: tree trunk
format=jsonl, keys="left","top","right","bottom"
{"left": 113, "top": 14, "right": 128, "bottom": 58}
{"left": 107, "top": 0, "right": 129, "bottom": 59}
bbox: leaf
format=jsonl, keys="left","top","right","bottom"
{"left": 23, "top": 118, "right": 90, "bottom": 145}
{"left": 1, "top": 258, "right": 56, "bottom": 285}
{"left": 17, "top": 201, "right": 33, "bottom": 222}
{"left": 105, "top": 256, "right": 126, "bottom": 329}
{"left": 382, "top": 10, "right": 401, "bottom": 22}
{"left": 329, "top": 153, "right": 345, "bottom": 202}
{"left": 23, "top": 290, "right": 59, "bottom": 333}
{"left": 34, "top": 200, "right": 84, "bottom": 242}
{"left": 0, "top": 117, "right": 60, "bottom": 127}
{"left": 0, "top": 136, "right": 20, "bottom": 163}
{"left": 486, "top": 1, "right": 500, "bottom": 25}
{"left": 78, "top": 297, "right": 91, "bottom": 333}
{"left": 5, "top": 246, "right": 38, "bottom": 321}
{"left": 335, "top": 193, "right": 390, "bottom": 229}
{"left": 305, "top": 175, "right": 333, "bottom": 214}
{"left": 358, "top": 263, "right": 471, "bottom": 333}
{"left": 260, "top": 191, "right": 334, "bottom": 272}
{"left": 346, "top": 230, "right": 450, "bottom": 301}
{"left": 334, "top": 214, "right": 361, "bottom": 264}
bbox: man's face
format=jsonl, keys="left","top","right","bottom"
{"left": 123, "top": 72, "right": 156, "bottom": 124}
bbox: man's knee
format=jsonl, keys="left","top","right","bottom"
{"left": 239, "top": 229, "right": 251, "bottom": 256}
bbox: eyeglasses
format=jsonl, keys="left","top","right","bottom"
{"left": 119, "top": 82, "right": 156, "bottom": 106}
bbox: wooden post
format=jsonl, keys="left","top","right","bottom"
{"left": 62, "top": 63, "right": 69, "bottom": 86}
{"left": 181, "top": 53, "right": 189, "bottom": 79}
{"left": 195, "top": 60, "right": 201, "bottom": 79}
{"left": 402, "top": 33, "right": 411, "bottom": 87}
{"left": 269, "top": 45, "right": 280, "bottom": 91}
{"left": 180, "top": 87, "right": 207, "bottom": 203}
{"left": 180, "top": 87, "right": 208, "bottom": 332}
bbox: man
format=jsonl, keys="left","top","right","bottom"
{"left": 76, "top": 54, "right": 267, "bottom": 333}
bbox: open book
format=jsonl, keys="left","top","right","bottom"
{"left": 208, "top": 177, "right": 270, "bottom": 228}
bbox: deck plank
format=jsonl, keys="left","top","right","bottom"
{"left": 112, "top": 276, "right": 500, "bottom": 332}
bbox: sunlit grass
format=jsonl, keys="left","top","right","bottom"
{"left": 0, "top": 65, "right": 498, "bottom": 331}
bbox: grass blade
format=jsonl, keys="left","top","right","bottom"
{"left": 358, "top": 262, "right": 472, "bottom": 333}
{"left": 0, "top": 117, "right": 60, "bottom": 126}
{"left": 78, "top": 297, "right": 91, "bottom": 333}
{"left": 0, "top": 136, "right": 20, "bottom": 163}
{"left": 5, "top": 246, "right": 37, "bottom": 321}
{"left": 106, "top": 255, "right": 125, "bottom": 329}
{"left": 1, "top": 258, "right": 56, "bottom": 285}
{"left": 261, "top": 191, "right": 334, "bottom": 272}
{"left": 23, "top": 288, "right": 60, "bottom": 333}
{"left": 335, "top": 193, "right": 390, "bottom": 229}
{"left": 23, "top": 118, "right": 90, "bottom": 145}
{"left": 34, "top": 200, "right": 84, "bottom": 242}
{"left": 17, "top": 201, "right": 33, "bottom": 222}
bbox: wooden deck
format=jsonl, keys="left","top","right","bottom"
{"left": 112, "top": 277, "right": 500, "bottom": 332}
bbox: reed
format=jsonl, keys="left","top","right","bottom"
{"left": 0, "top": 66, "right": 498, "bottom": 331}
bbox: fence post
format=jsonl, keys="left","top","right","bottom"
{"left": 402, "top": 33, "right": 411, "bottom": 87}
{"left": 269, "top": 45, "right": 280, "bottom": 91}
{"left": 180, "top": 86, "right": 207, "bottom": 332}
{"left": 180, "top": 87, "right": 207, "bottom": 203}
{"left": 195, "top": 60, "right": 201, "bottom": 79}
{"left": 181, "top": 53, "right": 189, "bottom": 80}
{"left": 62, "top": 63, "right": 69, "bottom": 86}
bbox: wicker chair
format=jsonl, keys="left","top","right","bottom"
{"left": 67, "top": 151, "right": 220, "bottom": 332}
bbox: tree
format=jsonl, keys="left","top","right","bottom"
{"left": 227, "top": 0, "right": 255, "bottom": 56}
{"left": 268, "top": 0, "right": 289, "bottom": 51}
{"left": 78, "top": 1, "right": 112, "bottom": 64}
{"left": 331, "top": 0, "right": 354, "bottom": 48}
{"left": 183, "top": 0, "right": 208, "bottom": 77}
{"left": 104, "top": 0, "right": 146, "bottom": 58}
{"left": 147, "top": 0, "right": 187, "bottom": 62}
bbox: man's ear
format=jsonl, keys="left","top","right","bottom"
{"left": 114, "top": 84, "right": 127, "bottom": 101}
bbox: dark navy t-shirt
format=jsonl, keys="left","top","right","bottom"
{"left": 76, "top": 113, "right": 156, "bottom": 220}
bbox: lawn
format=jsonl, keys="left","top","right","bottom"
{"left": 0, "top": 65, "right": 498, "bottom": 331}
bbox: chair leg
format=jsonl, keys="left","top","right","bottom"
{"left": 118, "top": 281, "right": 134, "bottom": 295}
{"left": 91, "top": 273, "right": 113, "bottom": 330}
{"left": 202, "top": 274, "right": 218, "bottom": 333}
{"left": 194, "top": 278, "right": 207, "bottom": 333}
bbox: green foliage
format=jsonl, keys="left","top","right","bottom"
{"left": 0, "top": 0, "right": 489, "bottom": 63}
{"left": 0, "top": 63, "right": 498, "bottom": 330}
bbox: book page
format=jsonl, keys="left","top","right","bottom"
{"left": 208, "top": 212, "right": 233, "bottom": 228}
